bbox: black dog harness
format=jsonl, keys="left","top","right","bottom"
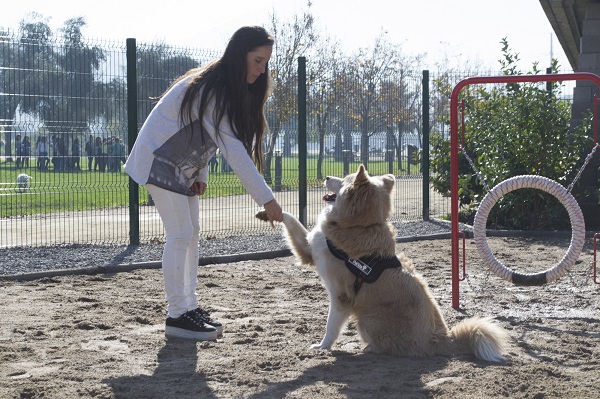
{"left": 326, "top": 238, "right": 402, "bottom": 293}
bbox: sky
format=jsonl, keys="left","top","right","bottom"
{"left": 1, "top": 0, "right": 570, "bottom": 72}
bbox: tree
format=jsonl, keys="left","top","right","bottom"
{"left": 0, "top": 13, "right": 53, "bottom": 160}
{"left": 306, "top": 33, "right": 343, "bottom": 180}
{"left": 0, "top": 29, "right": 18, "bottom": 158}
{"left": 428, "top": 53, "right": 491, "bottom": 142}
{"left": 40, "top": 17, "right": 106, "bottom": 164}
{"left": 264, "top": 5, "right": 317, "bottom": 183}
{"left": 381, "top": 72, "right": 421, "bottom": 172}
{"left": 136, "top": 43, "right": 203, "bottom": 125}
{"left": 89, "top": 77, "right": 126, "bottom": 139}
{"left": 340, "top": 32, "right": 420, "bottom": 169}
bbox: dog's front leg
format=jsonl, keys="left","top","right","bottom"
{"left": 311, "top": 297, "right": 352, "bottom": 350}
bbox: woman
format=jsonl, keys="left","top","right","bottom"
{"left": 124, "top": 26, "right": 283, "bottom": 341}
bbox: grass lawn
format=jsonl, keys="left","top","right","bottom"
{"left": 0, "top": 154, "right": 419, "bottom": 218}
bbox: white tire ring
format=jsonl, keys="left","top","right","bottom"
{"left": 472, "top": 175, "right": 586, "bottom": 285}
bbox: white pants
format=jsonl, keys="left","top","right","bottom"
{"left": 146, "top": 184, "right": 200, "bottom": 319}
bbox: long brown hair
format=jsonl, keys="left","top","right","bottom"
{"left": 171, "top": 26, "right": 274, "bottom": 172}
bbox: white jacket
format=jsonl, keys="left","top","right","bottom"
{"left": 124, "top": 72, "right": 274, "bottom": 206}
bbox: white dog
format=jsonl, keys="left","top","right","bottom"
{"left": 16, "top": 174, "right": 33, "bottom": 192}
{"left": 257, "top": 165, "right": 509, "bottom": 362}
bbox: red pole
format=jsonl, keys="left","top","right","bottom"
{"left": 595, "top": 233, "right": 599, "bottom": 285}
{"left": 594, "top": 95, "right": 598, "bottom": 144}
{"left": 449, "top": 72, "right": 600, "bottom": 309}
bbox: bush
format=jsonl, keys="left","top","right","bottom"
{"left": 431, "top": 39, "right": 594, "bottom": 230}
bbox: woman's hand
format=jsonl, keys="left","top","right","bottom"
{"left": 191, "top": 182, "right": 207, "bottom": 196}
{"left": 263, "top": 199, "right": 283, "bottom": 228}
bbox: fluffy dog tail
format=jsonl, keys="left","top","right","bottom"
{"left": 255, "top": 211, "right": 313, "bottom": 265}
{"left": 450, "top": 316, "right": 509, "bottom": 362}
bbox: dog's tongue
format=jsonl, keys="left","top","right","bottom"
{"left": 322, "top": 193, "right": 336, "bottom": 202}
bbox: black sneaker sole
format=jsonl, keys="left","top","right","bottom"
{"left": 165, "top": 326, "right": 218, "bottom": 341}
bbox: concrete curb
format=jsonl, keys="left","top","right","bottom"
{"left": 2, "top": 229, "right": 595, "bottom": 281}
{"left": 0, "top": 249, "right": 293, "bottom": 282}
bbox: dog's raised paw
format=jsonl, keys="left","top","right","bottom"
{"left": 255, "top": 210, "right": 269, "bottom": 221}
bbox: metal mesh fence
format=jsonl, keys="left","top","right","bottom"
{"left": 1, "top": 34, "right": 131, "bottom": 246}
{"left": 0, "top": 31, "right": 458, "bottom": 247}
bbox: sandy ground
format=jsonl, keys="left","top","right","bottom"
{"left": 0, "top": 235, "right": 599, "bottom": 399}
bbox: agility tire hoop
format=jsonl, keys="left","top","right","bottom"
{"left": 472, "top": 175, "right": 585, "bottom": 286}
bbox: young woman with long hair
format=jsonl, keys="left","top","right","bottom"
{"left": 125, "top": 26, "right": 283, "bottom": 340}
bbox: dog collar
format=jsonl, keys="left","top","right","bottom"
{"left": 325, "top": 238, "right": 402, "bottom": 293}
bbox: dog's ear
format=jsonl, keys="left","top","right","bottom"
{"left": 381, "top": 174, "right": 395, "bottom": 193}
{"left": 355, "top": 164, "right": 369, "bottom": 183}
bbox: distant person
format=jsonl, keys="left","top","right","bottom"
{"left": 94, "top": 136, "right": 103, "bottom": 171}
{"left": 102, "top": 137, "right": 114, "bottom": 172}
{"left": 111, "top": 138, "right": 125, "bottom": 172}
{"left": 124, "top": 26, "right": 283, "bottom": 341}
{"left": 15, "top": 134, "right": 22, "bottom": 169}
{"left": 36, "top": 136, "right": 49, "bottom": 170}
{"left": 54, "top": 136, "right": 66, "bottom": 172}
{"left": 85, "top": 135, "right": 94, "bottom": 171}
{"left": 72, "top": 138, "right": 81, "bottom": 170}
{"left": 101, "top": 137, "right": 108, "bottom": 172}
{"left": 21, "top": 136, "right": 31, "bottom": 168}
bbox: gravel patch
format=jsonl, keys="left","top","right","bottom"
{"left": 0, "top": 219, "right": 465, "bottom": 276}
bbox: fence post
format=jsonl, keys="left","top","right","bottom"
{"left": 274, "top": 151, "right": 282, "bottom": 191}
{"left": 298, "top": 56, "right": 307, "bottom": 226}
{"left": 422, "top": 70, "right": 430, "bottom": 221}
{"left": 343, "top": 150, "right": 350, "bottom": 176}
{"left": 127, "top": 38, "right": 140, "bottom": 245}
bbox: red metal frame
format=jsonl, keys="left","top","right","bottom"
{"left": 450, "top": 73, "right": 600, "bottom": 309}
{"left": 594, "top": 234, "right": 600, "bottom": 285}
{"left": 595, "top": 94, "right": 599, "bottom": 144}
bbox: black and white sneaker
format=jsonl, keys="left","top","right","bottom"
{"left": 193, "top": 308, "right": 223, "bottom": 337}
{"left": 165, "top": 310, "right": 218, "bottom": 341}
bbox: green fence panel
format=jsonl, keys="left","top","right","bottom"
{"left": 0, "top": 31, "right": 461, "bottom": 247}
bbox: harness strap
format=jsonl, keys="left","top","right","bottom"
{"left": 326, "top": 238, "right": 401, "bottom": 293}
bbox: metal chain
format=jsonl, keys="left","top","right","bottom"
{"left": 567, "top": 143, "right": 600, "bottom": 192}
{"left": 463, "top": 143, "right": 600, "bottom": 194}
{"left": 461, "top": 147, "right": 493, "bottom": 295}
{"left": 564, "top": 260, "right": 595, "bottom": 288}
{"left": 461, "top": 148, "right": 492, "bottom": 193}
{"left": 464, "top": 267, "right": 493, "bottom": 293}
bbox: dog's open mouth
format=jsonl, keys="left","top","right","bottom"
{"left": 322, "top": 193, "right": 336, "bottom": 202}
